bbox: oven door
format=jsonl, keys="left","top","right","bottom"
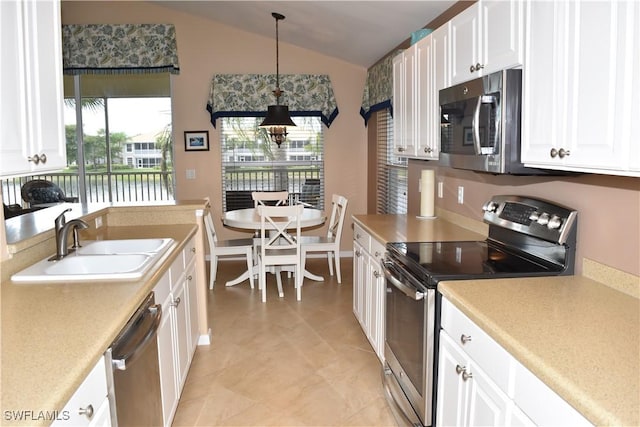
{"left": 382, "top": 259, "right": 435, "bottom": 427}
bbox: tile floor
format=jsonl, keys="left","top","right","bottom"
{"left": 172, "top": 258, "right": 397, "bottom": 426}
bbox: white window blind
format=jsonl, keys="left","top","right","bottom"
{"left": 376, "top": 109, "right": 407, "bottom": 214}
{"left": 221, "top": 117, "right": 324, "bottom": 211}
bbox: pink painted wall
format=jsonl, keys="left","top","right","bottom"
{"left": 408, "top": 160, "right": 640, "bottom": 277}
{"left": 61, "top": 1, "right": 368, "bottom": 246}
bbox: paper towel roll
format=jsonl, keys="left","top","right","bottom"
{"left": 420, "top": 169, "right": 435, "bottom": 218}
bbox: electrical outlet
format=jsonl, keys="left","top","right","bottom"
{"left": 438, "top": 182, "right": 444, "bottom": 198}
{"left": 95, "top": 216, "right": 103, "bottom": 228}
{"left": 457, "top": 186, "right": 464, "bottom": 204}
{"left": 186, "top": 169, "right": 196, "bottom": 180}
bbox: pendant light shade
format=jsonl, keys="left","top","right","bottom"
{"left": 259, "top": 12, "right": 295, "bottom": 148}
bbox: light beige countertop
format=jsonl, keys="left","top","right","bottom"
{"left": 439, "top": 276, "right": 639, "bottom": 426}
{"left": 352, "top": 213, "right": 487, "bottom": 243}
{"left": 1, "top": 220, "right": 198, "bottom": 426}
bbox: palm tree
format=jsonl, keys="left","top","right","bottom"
{"left": 155, "top": 124, "right": 173, "bottom": 195}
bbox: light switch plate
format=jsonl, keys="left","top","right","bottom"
{"left": 457, "top": 186, "right": 464, "bottom": 204}
{"left": 186, "top": 169, "right": 196, "bottom": 180}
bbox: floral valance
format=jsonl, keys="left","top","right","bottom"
{"left": 206, "top": 74, "right": 339, "bottom": 128}
{"left": 360, "top": 50, "right": 402, "bottom": 125}
{"left": 62, "top": 24, "right": 180, "bottom": 75}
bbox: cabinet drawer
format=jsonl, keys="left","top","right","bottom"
{"left": 370, "top": 237, "right": 386, "bottom": 263}
{"left": 512, "top": 359, "right": 592, "bottom": 426}
{"left": 153, "top": 271, "right": 171, "bottom": 309}
{"left": 440, "top": 298, "right": 512, "bottom": 395}
{"left": 183, "top": 237, "right": 196, "bottom": 268}
{"left": 53, "top": 356, "right": 108, "bottom": 426}
{"left": 353, "top": 223, "right": 371, "bottom": 253}
{"left": 170, "top": 252, "right": 184, "bottom": 288}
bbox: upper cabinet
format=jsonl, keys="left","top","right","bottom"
{"left": 0, "top": 0, "right": 67, "bottom": 178}
{"left": 521, "top": 0, "right": 640, "bottom": 176}
{"left": 393, "top": 46, "right": 417, "bottom": 157}
{"left": 450, "top": 1, "right": 524, "bottom": 85}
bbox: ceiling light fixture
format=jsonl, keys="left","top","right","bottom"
{"left": 260, "top": 12, "right": 296, "bottom": 148}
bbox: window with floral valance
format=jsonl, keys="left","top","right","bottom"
{"left": 62, "top": 23, "right": 180, "bottom": 75}
{"left": 206, "top": 74, "right": 339, "bottom": 128}
{"left": 360, "top": 50, "right": 402, "bottom": 125}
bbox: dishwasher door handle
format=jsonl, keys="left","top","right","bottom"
{"left": 112, "top": 304, "right": 162, "bottom": 371}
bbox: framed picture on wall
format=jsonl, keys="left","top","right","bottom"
{"left": 184, "top": 131, "right": 209, "bottom": 151}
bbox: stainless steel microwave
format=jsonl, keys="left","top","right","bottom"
{"left": 439, "top": 69, "right": 531, "bottom": 174}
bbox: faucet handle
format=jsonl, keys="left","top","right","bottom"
{"left": 54, "top": 208, "right": 73, "bottom": 229}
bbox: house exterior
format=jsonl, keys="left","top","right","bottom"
{"left": 124, "top": 131, "right": 164, "bottom": 169}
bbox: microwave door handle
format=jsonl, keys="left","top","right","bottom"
{"left": 472, "top": 97, "right": 483, "bottom": 155}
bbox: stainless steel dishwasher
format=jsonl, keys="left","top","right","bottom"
{"left": 105, "top": 292, "right": 163, "bottom": 426}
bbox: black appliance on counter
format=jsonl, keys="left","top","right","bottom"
{"left": 381, "top": 195, "right": 578, "bottom": 427}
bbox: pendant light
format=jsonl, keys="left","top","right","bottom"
{"left": 260, "top": 12, "right": 296, "bottom": 148}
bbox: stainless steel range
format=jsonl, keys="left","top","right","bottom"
{"left": 381, "top": 195, "right": 578, "bottom": 427}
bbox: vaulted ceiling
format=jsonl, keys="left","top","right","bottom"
{"left": 152, "top": 1, "right": 457, "bottom": 68}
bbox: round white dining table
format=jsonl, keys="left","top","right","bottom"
{"left": 222, "top": 207, "right": 327, "bottom": 282}
{"left": 223, "top": 207, "right": 326, "bottom": 230}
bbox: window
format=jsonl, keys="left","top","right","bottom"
{"left": 221, "top": 116, "right": 324, "bottom": 211}
{"left": 376, "top": 109, "right": 407, "bottom": 214}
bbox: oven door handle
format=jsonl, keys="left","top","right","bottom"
{"left": 382, "top": 261, "right": 425, "bottom": 301}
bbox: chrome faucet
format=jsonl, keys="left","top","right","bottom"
{"left": 53, "top": 209, "right": 89, "bottom": 260}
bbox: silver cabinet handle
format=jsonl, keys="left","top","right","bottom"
{"left": 28, "top": 154, "right": 41, "bottom": 164}
{"left": 462, "top": 370, "right": 473, "bottom": 381}
{"left": 39, "top": 153, "right": 47, "bottom": 164}
{"left": 550, "top": 148, "right": 558, "bottom": 158}
{"left": 187, "top": 275, "right": 193, "bottom": 281}
{"left": 397, "top": 147, "right": 405, "bottom": 152}
{"left": 191, "top": 247, "right": 196, "bottom": 253}
{"left": 373, "top": 270, "right": 380, "bottom": 278}
{"left": 424, "top": 147, "right": 432, "bottom": 153}
{"left": 355, "top": 249, "right": 362, "bottom": 257}
{"left": 455, "top": 364, "right": 465, "bottom": 375}
{"left": 78, "top": 404, "right": 94, "bottom": 419}
{"left": 460, "top": 334, "right": 472, "bottom": 344}
{"left": 356, "top": 233, "right": 361, "bottom": 239}
{"left": 470, "top": 64, "right": 476, "bottom": 72}
{"left": 475, "top": 63, "right": 484, "bottom": 71}
{"left": 558, "top": 148, "right": 570, "bottom": 158}
{"left": 171, "top": 297, "right": 181, "bottom": 307}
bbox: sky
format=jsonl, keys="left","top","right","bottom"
{"left": 64, "top": 98, "right": 172, "bottom": 137}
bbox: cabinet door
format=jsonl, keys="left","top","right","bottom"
{"left": 186, "top": 261, "right": 199, "bottom": 357}
{"left": 157, "top": 295, "right": 177, "bottom": 427}
{"left": 481, "top": 0, "right": 523, "bottom": 75}
{"left": 450, "top": 3, "right": 481, "bottom": 85}
{"left": 392, "top": 47, "right": 417, "bottom": 157}
{"left": 352, "top": 241, "right": 366, "bottom": 327}
{"left": 436, "top": 332, "right": 468, "bottom": 427}
{"left": 0, "top": 0, "right": 66, "bottom": 177}
{"left": 523, "top": 0, "right": 639, "bottom": 175}
{"left": 173, "top": 280, "right": 190, "bottom": 393}
{"left": 415, "top": 35, "right": 438, "bottom": 160}
{"left": 465, "top": 361, "right": 509, "bottom": 426}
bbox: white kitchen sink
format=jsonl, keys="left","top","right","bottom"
{"left": 11, "top": 238, "right": 174, "bottom": 283}
{"left": 76, "top": 238, "right": 173, "bottom": 255}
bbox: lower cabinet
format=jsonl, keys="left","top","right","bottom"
{"left": 437, "top": 297, "right": 592, "bottom": 427}
{"left": 52, "top": 356, "right": 111, "bottom": 427}
{"left": 154, "top": 236, "right": 200, "bottom": 427}
{"left": 352, "top": 223, "right": 385, "bottom": 363}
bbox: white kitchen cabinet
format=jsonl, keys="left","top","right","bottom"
{"left": 450, "top": 0, "right": 523, "bottom": 85}
{"left": 352, "top": 223, "right": 385, "bottom": 363}
{"left": 153, "top": 236, "right": 200, "bottom": 427}
{"left": 415, "top": 33, "right": 439, "bottom": 160}
{"left": 0, "top": 0, "right": 67, "bottom": 177}
{"left": 437, "top": 297, "right": 592, "bottom": 427}
{"left": 521, "top": 0, "right": 640, "bottom": 176}
{"left": 52, "top": 356, "right": 111, "bottom": 427}
{"left": 437, "top": 332, "right": 510, "bottom": 427}
{"left": 392, "top": 47, "right": 417, "bottom": 157}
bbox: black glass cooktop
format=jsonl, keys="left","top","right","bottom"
{"left": 386, "top": 241, "right": 565, "bottom": 288}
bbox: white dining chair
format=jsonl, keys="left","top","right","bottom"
{"left": 257, "top": 204, "right": 303, "bottom": 302}
{"left": 300, "top": 194, "right": 348, "bottom": 283}
{"left": 251, "top": 191, "right": 289, "bottom": 207}
{"left": 204, "top": 211, "right": 255, "bottom": 289}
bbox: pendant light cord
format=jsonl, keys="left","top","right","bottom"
{"left": 272, "top": 12, "right": 285, "bottom": 105}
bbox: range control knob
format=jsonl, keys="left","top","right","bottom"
{"left": 537, "top": 212, "right": 550, "bottom": 226}
{"left": 548, "top": 215, "right": 563, "bottom": 230}
{"left": 529, "top": 211, "right": 540, "bottom": 221}
{"left": 482, "top": 201, "right": 498, "bottom": 213}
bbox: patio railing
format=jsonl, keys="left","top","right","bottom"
{"left": 2, "top": 171, "right": 174, "bottom": 206}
